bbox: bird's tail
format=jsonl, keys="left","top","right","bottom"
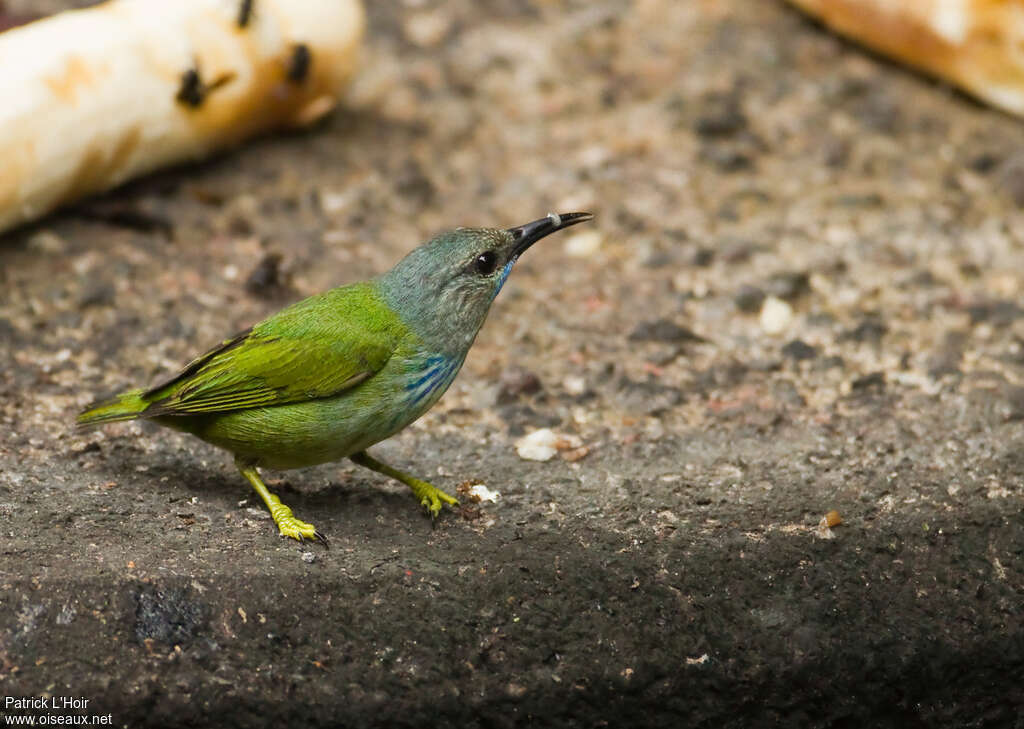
{"left": 77, "top": 389, "right": 149, "bottom": 428}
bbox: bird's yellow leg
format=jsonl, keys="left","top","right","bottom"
{"left": 237, "top": 461, "right": 328, "bottom": 547}
{"left": 350, "top": 451, "right": 458, "bottom": 517}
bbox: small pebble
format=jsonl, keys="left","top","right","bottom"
{"left": 515, "top": 429, "right": 560, "bottom": 462}
{"left": 514, "top": 429, "right": 582, "bottom": 462}
{"left": 564, "top": 230, "right": 603, "bottom": 258}
{"left": 496, "top": 367, "right": 543, "bottom": 404}
{"left": 720, "top": 238, "right": 755, "bottom": 263}
{"left": 694, "top": 94, "right": 747, "bottom": 137}
{"left": 301, "top": 551, "right": 316, "bottom": 564}
{"left": 969, "top": 152, "right": 999, "bottom": 173}
{"left": 735, "top": 285, "right": 766, "bottom": 313}
{"left": 773, "top": 379, "right": 805, "bottom": 408}
{"left": 628, "top": 319, "right": 704, "bottom": 343}
{"left": 691, "top": 247, "right": 715, "bottom": 267}
{"left": 764, "top": 271, "right": 810, "bottom": 301}
{"left": 702, "top": 144, "right": 753, "bottom": 172}
{"left": 759, "top": 297, "right": 793, "bottom": 335}
{"left": 563, "top": 375, "right": 586, "bottom": 396}
{"left": 403, "top": 10, "right": 451, "bottom": 48}
{"left": 850, "top": 372, "right": 885, "bottom": 392}
{"left": 781, "top": 339, "right": 818, "bottom": 361}
{"left": 245, "top": 253, "right": 285, "bottom": 296}
{"left": 967, "top": 300, "right": 1023, "bottom": 326}
{"left": 926, "top": 332, "right": 965, "bottom": 378}
{"left": 841, "top": 317, "right": 887, "bottom": 343}
{"left": 77, "top": 282, "right": 115, "bottom": 309}
{"left": 617, "top": 378, "right": 682, "bottom": 415}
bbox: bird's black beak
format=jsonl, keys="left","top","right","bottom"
{"left": 508, "top": 212, "right": 594, "bottom": 258}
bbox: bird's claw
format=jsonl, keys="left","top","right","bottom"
{"left": 271, "top": 503, "right": 327, "bottom": 547}
{"left": 417, "top": 486, "right": 459, "bottom": 519}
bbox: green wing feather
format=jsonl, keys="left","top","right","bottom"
{"left": 141, "top": 282, "right": 404, "bottom": 417}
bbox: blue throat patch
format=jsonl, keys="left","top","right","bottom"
{"left": 405, "top": 355, "right": 460, "bottom": 407}
{"left": 491, "top": 258, "right": 517, "bottom": 301}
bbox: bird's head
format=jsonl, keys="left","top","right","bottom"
{"left": 381, "top": 212, "right": 594, "bottom": 352}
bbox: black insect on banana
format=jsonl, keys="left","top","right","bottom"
{"left": 286, "top": 43, "right": 311, "bottom": 84}
{"left": 176, "top": 63, "right": 235, "bottom": 109}
{"left": 237, "top": 0, "right": 254, "bottom": 28}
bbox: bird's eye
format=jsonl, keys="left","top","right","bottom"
{"left": 474, "top": 250, "right": 499, "bottom": 276}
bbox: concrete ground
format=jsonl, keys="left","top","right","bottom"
{"left": 1, "top": 1, "right": 1022, "bottom": 726}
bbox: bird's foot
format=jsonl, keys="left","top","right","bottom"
{"left": 349, "top": 451, "right": 458, "bottom": 519}
{"left": 237, "top": 462, "right": 329, "bottom": 547}
{"left": 408, "top": 478, "right": 459, "bottom": 518}
{"left": 267, "top": 499, "right": 329, "bottom": 547}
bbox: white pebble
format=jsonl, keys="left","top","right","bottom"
{"left": 403, "top": 10, "right": 451, "bottom": 48}
{"left": 515, "top": 428, "right": 560, "bottom": 462}
{"left": 759, "top": 296, "right": 793, "bottom": 335}
{"left": 563, "top": 375, "right": 586, "bottom": 396}
{"left": 563, "top": 230, "right": 603, "bottom": 258}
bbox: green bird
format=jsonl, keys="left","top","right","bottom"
{"left": 77, "top": 212, "right": 593, "bottom": 546}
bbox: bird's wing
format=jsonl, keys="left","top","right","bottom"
{"left": 141, "top": 283, "right": 405, "bottom": 416}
